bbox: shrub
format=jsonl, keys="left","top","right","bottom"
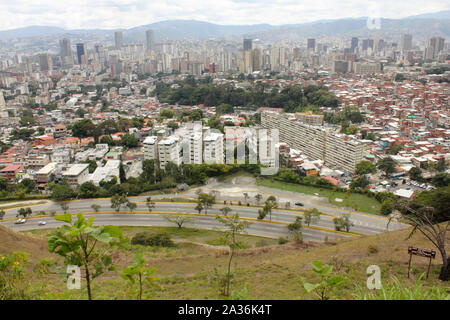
{"left": 367, "top": 245, "right": 379, "bottom": 255}
{"left": 131, "top": 232, "right": 175, "bottom": 247}
{"left": 278, "top": 237, "right": 288, "bottom": 245}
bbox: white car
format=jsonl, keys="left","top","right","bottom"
{"left": 14, "top": 219, "right": 26, "bottom": 224}
{"left": 38, "top": 221, "right": 47, "bottom": 226}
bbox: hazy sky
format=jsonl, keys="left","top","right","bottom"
{"left": 0, "top": 0, "right": 448, "bottom": 30}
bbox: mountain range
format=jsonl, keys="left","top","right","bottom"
{"left": 0, "top": 10, "right": 449, "bottom": 41}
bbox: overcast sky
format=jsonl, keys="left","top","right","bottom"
{"left": 0, "top": 0, "right": 448, "bottom": 30}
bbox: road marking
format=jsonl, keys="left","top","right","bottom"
{"left": 1, "top": 211, "right": 359, "bottom": 237}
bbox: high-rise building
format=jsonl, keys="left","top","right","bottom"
{"left": 243, "top": 39, "right": 253, "bottom": 51}
{"left": 76, "top": 43, "right": 87, "bottom": 65}
{"left": 114, "top": 31, "right": 123, "bottom": 50}
{"left": 307, "top": 38, "right": 316, "bottom": 51}
{"left": 59, "top": 38, "right": 73, "bottom": 67}
{"left": 39, "top": 54, "right": 52, "bottom": 71}
{"left": 146, "top": 29, "right": 154, "bottom": 51}
{"left": 426, "top": 36, "right": 445, "bottom": 59}
{"left": 0, "top": 91, "right": 6, "bottom": 110}
{"left": 351, "top": 37, "right": 359, "bottom": 53}
{"left": 401, "top": 34, "right": 413, "bottom": 52}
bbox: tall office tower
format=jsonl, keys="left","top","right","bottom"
{"left": 270, "top": 45, "right": 285, "bottom": 71}
{"left": 146, "top": 29, "right": 154, "bottom": 51}
{"left": 375, "top": 39, "right": 385, "bottom": 52}
{"left": 39, "top": 54, "right": 52, "bottom": 71}
{"left": 351, "top": 37, "right": 359, "bottom": 53}
{"left": 401, "top": 34, "right": 412, "bottom": 52}
{"left": 76, "top": 43, "right": 87, "bottom": 65}
{"left": 427, "top": 36, "right": 445, "bottom": 59}
{"left": 362, "top": 39, "right": 370, "bottom": 51}
{"left": 243, "top": 39, "right": 253, "bottom": 51}
{"left": 307, "top": 38, "right": 316, "bottom": 51}
{"left": 252, "top": 48, "right": 262, "bottom": 71}
{"left": 0, "top": 90, "right": 6, "bottom": 110}
{"left": 114, "top": 31, "right": 123, "bottom": 50}
{"left": 59, "top": 38, "right": 73, "bottom": 67}
{"left": 243, "top": 39, "right": 253, "bottom": 73}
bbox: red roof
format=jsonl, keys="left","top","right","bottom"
{"left": 0, "top": 164, "right": 22, "bottom": 172}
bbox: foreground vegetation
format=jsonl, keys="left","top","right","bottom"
{"left": 1, "top": 218, "right": 448, "bottom": 300}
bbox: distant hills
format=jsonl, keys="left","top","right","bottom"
{"left": 0, "top": 10, "right": 448, "bottom": 41}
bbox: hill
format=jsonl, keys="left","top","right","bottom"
{"left": 0, "top": 11, "right": 449, "bottom": 41}
{"left": 0, "top": 225, "right": 49, "bottom": 260}
{"left": 1, "top": 223, "right": 447, "bottom": 299}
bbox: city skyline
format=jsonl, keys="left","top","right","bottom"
{"left": 0, "top": 1, "right": 448, "bottom": 31}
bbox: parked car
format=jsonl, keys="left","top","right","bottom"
{"left": 295, "top": 202, "right": 304, "bottom": 206}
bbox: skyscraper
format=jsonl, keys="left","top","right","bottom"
{"left": 114, "top": 31, "right": 123, "bottom": 50}
{"left": 59, "top": 38, "right": 73, "bottom": 67}
{"left": 401, "top": 34, "right": 412, "bottom": 52}
{"left": 76, "top": 43, "right": 87, "bottom": 65}
{"left": 243, "top": 39, "right": 253, "bottom": 51}
{"left": 146, "top": 29, "right": 154, "bottom": 51}
{"left": 39, "top": 54, "right": 52, "bottom": 71}
{"left": 307, "top": 38, "right": 316, "bottom": 51}
{"left": 351, "top": 37, "right": 359, "bottom": 53}
{"left": 430, "top": 37, "right": 445, "bottom": 56}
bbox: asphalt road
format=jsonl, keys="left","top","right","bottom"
{"left": 1, "top": 197, "right": 408, "bottom": 241}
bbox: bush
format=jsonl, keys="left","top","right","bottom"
{"left": 367, "top": 245, "right": 379, "bottom": 255}
{"left": 131, "top": 232, "right": 175, "bottom": 247}
{"left": 278, "top": 237, "right": 288, "bottom": 245}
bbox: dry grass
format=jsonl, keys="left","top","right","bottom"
{"left": 3, "top": 224, "right": 449, "bottom": 300}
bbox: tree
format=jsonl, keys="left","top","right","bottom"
{"left": 120, "top": 134, "right": 138, "bottom": 148}
{"left": 145, "top": 197, "right": 155, "bottom": 212}
{"left": 432, "top": 173, "right": 450, "bottom": 188}
{"left": 350, "top": 176, "right": 370, "bottom": 189}
{"left": 355, "top": 161, "right": 376, "bottom": 175}
{"left": 58, "top": 201, "right": 69, "bottom": 214}
{"left": 409, "top": 167, "right": 424, "bottom": 182}
{"left": 19, "top": 178, "right": 36, "bottom": 193}
{"left": 126, "top": 201, "right": 137, "bottom": 213}
{"left": 197, "top": 192, "right": 215, "bottom": 214}
{"left": 0, "top": 210, "right": 5, "bottom": 220}
{"left": 387, "top": 144, "right": 402, "bottom": 155}
{"left": 377, "top": 157, "right": 397, "bottom": 176}
{"left": 254, "top": 194, "right": 262, "bottom": 204}
{"left": 393, "top": 186, "right": 450, "bottom": 281}
{"left": 163, "top": 215, "right": 195, "bottom": 229}
{"left": 48, "top": 213, "right": 125, "bottom": 300}
{"left": 50, "top": 183, "right": 76, "bottom": 201}
{"left": 17, "top": 207, "right": 32, "bottom": 219}
{"left": 264, "top": 196, "right": 277, "bottom": 221}
{"left": 301, "top": 260, "right": 345, "bottom": 300}
{"left": 287, "top": 216, "right": 303, "bottom": 242}
{"left": 194, "top": 202, "right": 204, "bottom": 214}
{"left": 436, "top": 158, "right": 447, "bottom": 172}
{"left": 243, "top": 193, "right": 249, "bottom": 203}
{"left": 91, "top": 204, "right": 101, "bottom": 212}
{"left": 220, "top": 207, "right": 232, "bottom": 216}
{"left": 215, "top": 212, "right": 251, "bottom": 296}
{"left": 110, "top": 194, "right": 128, "bottom": 212}
{"left": 303, "top": 208, "right": 321, "bottom": 226}
{"left": 120, "top": 252, "right": 157, "bottom": 300}
{"left": 333, "top": 213, "right": 354, "bottom": 232}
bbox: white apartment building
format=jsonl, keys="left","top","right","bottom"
{"left": 203, "top": 132, "right": 224, "bottom": 164}
{"left": 90, "top": 160, "right": 120, "bottom": 186}
{"left": 158, "top": 136, "right": 182, "bottom": 169}
{"left": 261, "top": 110, "right": 365, "bottom": 173}
{"left": 62, "top": 163, "right": 90, "bottom": 186}
{"left": 143, "top": 136, "right": 158, "bottom": 160}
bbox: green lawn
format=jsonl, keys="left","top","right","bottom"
{"left": 256, "top": 178, "right": 381, "bottom": 214}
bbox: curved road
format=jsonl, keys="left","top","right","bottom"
{"left": 0, "top": 197, "right": 408, "bottom": 241}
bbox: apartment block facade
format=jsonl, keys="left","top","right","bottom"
{"left": 261, "top": 110, "right": 365, "bottom": 173}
